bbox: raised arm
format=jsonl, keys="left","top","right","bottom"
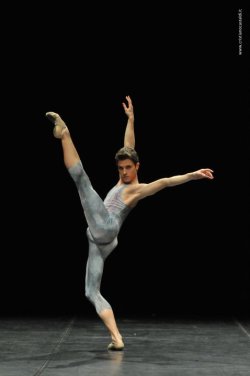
{"left": 122, "top": 95, "right": 135, "bottom": 148}
{"left": 135, "top": 169, "right": 214, "bottom": 200}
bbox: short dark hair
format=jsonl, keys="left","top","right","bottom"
{"left": 115, "top": 146, "right": 139, "bottom": 165}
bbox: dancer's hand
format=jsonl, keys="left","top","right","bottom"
{"left": 122, "top": 96, "right": 134, "bottom": 119}
{"left": 191, "top": 169, "right": 214, "bottom": 180}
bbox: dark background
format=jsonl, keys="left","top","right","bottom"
{"left": 1, "top": 5, "right": 249, "bottom": 319}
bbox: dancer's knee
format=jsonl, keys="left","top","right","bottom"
{"left": 85, "top": 286, "right": 94, "bottom": 305}
{"left": 85, "top": 287, "right": 111, "bottom": 314}
{"left": 68, "top": 161, "right": 88, "bottom": 187}
{"left": 68, "top": 161, "right": 83, "bottom": 177}
{"left": 85, "top": 286, "right": 98, "bottom": 307}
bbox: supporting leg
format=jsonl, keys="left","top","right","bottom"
{"left": 85, "top": 240, "right": 124, "bottom": 350}
{"left": 99, "top": 309, "right": 124, "bottom": 351}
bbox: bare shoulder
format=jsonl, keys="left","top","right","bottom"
{"left": 122, "top": 183, "right": 148, "bottom": 207}
{"left": 123, "top": 183, "right": 147, "bottom": 194}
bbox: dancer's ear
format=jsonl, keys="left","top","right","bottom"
{"left": 135, "top": 162, "right": 140, "bottom": 171}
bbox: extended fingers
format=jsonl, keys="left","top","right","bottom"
{"left": 126, "top": 95, "right": 132, "bottom": 106}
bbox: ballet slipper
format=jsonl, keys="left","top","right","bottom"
{"left": 45, "top": 112, "right": 68, "bottom": 139}
{"left": 107, "top": 339, "right": 125, "bottom": 351}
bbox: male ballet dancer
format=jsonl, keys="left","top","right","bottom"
{"left": 46, "top": 95, "right": 214, "bottom": 351}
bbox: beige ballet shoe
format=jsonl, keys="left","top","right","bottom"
{"left": 45, "top": 111, "right": 68, "bottom": 139}
{"left": 107, "top": 339, "right": 125, "bottom": 351}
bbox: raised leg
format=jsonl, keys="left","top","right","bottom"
{"left": 68, "top": 162, "right": 119, "bottom": 244}
{"left": 46, "top": 112, "right": 119, "bottom": 244}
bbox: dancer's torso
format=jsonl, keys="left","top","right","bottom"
{"left": 87, "top": 184, "right": 136, "bottom": 248}
{"left": 104, "top": 184, "right": 134, "bottom": 224}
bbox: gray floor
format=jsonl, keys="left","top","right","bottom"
{"left": 0, "top": 315, "right": 249, "bottom": 376}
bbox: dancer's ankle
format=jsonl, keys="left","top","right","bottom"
{"left": 55, "top": 125, "right": 69, "bottom": 139}
{"left": 108, "top": 336, "right": 124, "bottom": 351}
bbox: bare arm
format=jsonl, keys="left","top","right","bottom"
{"left": 136, "top": 169, "right": 214, "bottom": 200}
{"left": 122, "top": 95, "right": 135, "bottom": 148}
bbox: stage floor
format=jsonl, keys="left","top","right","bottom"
{"left": 0, "top": 315, "right": 249, "bottom": 375}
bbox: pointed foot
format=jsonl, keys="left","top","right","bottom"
{"left": 45, "top": 112, "right": 68, "bottom": 139}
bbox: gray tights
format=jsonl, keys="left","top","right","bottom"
{"left": 68, "top": 161, "right": 119, "bottom": 314}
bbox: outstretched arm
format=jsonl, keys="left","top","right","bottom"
{"left": 122, "top": 95, "right": 135, "bottom": 148}
{"left": 135, "top": 169, "right": 214, "bottom": 200}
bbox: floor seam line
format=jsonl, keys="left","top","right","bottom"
{"left": 32, "top": 316, "right": 75, "bottom": 376}
{"left": 234, "top": 318, "right": 250, "bottom": 340}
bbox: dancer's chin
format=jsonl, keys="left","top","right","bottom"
{"left": 122, "top": 178, "right": 131, "bottom": 184}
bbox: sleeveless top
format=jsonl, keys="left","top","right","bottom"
{"left": 104, "top": 184, "right": 133, "bottom": 226}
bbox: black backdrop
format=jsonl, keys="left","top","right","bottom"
{"left": 1, "top": 5, "right": 249, "bottom": 318}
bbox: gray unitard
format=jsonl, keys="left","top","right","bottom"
{"left": 68, "top": 161, "right": 133, "bottom": 314}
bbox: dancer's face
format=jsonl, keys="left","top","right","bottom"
{"left": 117, "top": 159, "right": 139, "bottom": 184}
